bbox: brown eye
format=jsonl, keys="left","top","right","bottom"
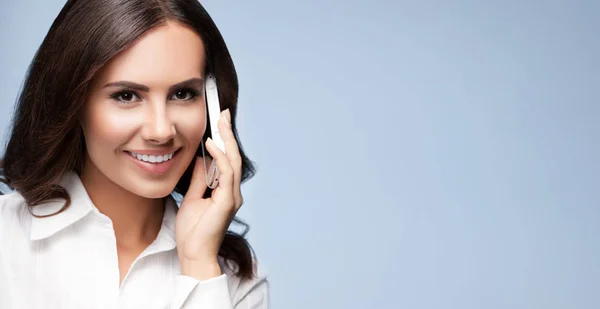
{"left": 120, "top": 93, "right": 136, "bottom": 101}
{"left": 170, "top": 89, "right": 199, "bottom": 101}
{"left": 110, "top": 91, "right": 140, "bottom": 103}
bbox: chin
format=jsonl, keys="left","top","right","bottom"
{"left": 119, "top": 167, "right": 185, "bottom": 199}
{"left": 126, "top": 181, "right": 178, "bottom": 199}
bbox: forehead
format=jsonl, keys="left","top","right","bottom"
{"left": 93, "top": 21, "right": 206, "bottom": 86}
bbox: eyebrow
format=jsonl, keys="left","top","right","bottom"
{"left": 103, "top": 78, "right": 204, "bottom": 93}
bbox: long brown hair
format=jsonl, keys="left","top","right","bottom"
{"left": 0, "top": 0, "right": 256, "bottom": 279}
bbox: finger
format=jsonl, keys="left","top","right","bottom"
{"left": 182, "top": 156, "right": 208, "bottom": 202}
{"left": 219, "top": 109, "right": 243, "bottom": 208}
{"left": 219, "top": 109, "right": 242, "bottom": 168}
{"left": 205, "top": 137, "right": 234, "bottom": 204}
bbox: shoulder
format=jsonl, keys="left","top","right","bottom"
{"left": 0, "top": 190, "right": 28, "bottom": 214}
{"left": 0, "top": 191, "right": 30, "bottom": 235}
{"left": 220, "top": 257, "right": 269, "bottom": 306}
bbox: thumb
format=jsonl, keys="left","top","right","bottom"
{"left": 183, "top": 156, "right": 208, "bottom": 202}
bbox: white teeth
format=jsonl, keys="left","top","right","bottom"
{"left": 129, "top": 151, "right": 176, "bottom": 164}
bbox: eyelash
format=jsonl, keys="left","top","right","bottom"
{"left": 110, "top": 88, "right": 201, "bottom": 104}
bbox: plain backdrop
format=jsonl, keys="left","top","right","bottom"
{"left": 1, "top": 1, "right": 599, "bottom": 308}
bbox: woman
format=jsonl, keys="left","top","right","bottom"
{"left": 0, "top": 0, "right": 268, "bottom": 308}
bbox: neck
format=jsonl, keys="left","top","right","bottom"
{"left": 80, "top": 161, "right": 164, "bottom": 249}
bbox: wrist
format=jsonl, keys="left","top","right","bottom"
{"left": 180, "top": 259, "right": 222, "bottom": 281}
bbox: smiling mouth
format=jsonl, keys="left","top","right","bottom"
{"left": 125, "top": 149, "right": 180, "bottom": 164}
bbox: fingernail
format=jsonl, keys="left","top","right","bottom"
{"left": 206, "top": 137, "right": 214, "bottom": 146}
{"left": 224, "top": 108, "right": 231, "bottom": 123}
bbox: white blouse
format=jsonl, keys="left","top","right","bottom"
{"left": 0, "top": 172, "right": 269, "bottom": 308}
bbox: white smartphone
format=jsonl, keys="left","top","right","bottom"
{"left": 202, "top": 74, "right": 225, "bottom": 189}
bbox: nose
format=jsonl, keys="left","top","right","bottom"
{"left": 141, "top": 102, "right": 176, "bottom": 144}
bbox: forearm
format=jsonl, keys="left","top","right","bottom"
{"left": 180, "top": 259, "right": 222, "bottom": 281}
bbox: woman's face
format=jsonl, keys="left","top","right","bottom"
{"left": 81, "top": 21, "right": 206, "bottom": 198}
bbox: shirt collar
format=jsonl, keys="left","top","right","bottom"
{"left": 29, "top": 171, "right": 179, "bottom": 247}
{"left": 29, "top": 171, "right": 96, "bottom": 240}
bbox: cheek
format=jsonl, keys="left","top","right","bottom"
{"left": 173, "top": 107, "right": 206, "bottom": 146}
{"left": 82, "top": 105, "right": 138, "bottom": 152}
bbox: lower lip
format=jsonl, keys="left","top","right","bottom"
{"left": 125, "top": 150, "right": 180, "bottom": 175}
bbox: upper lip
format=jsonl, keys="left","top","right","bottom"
{"left": 125, "top": 148, "right": 180, "bottom": 156}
